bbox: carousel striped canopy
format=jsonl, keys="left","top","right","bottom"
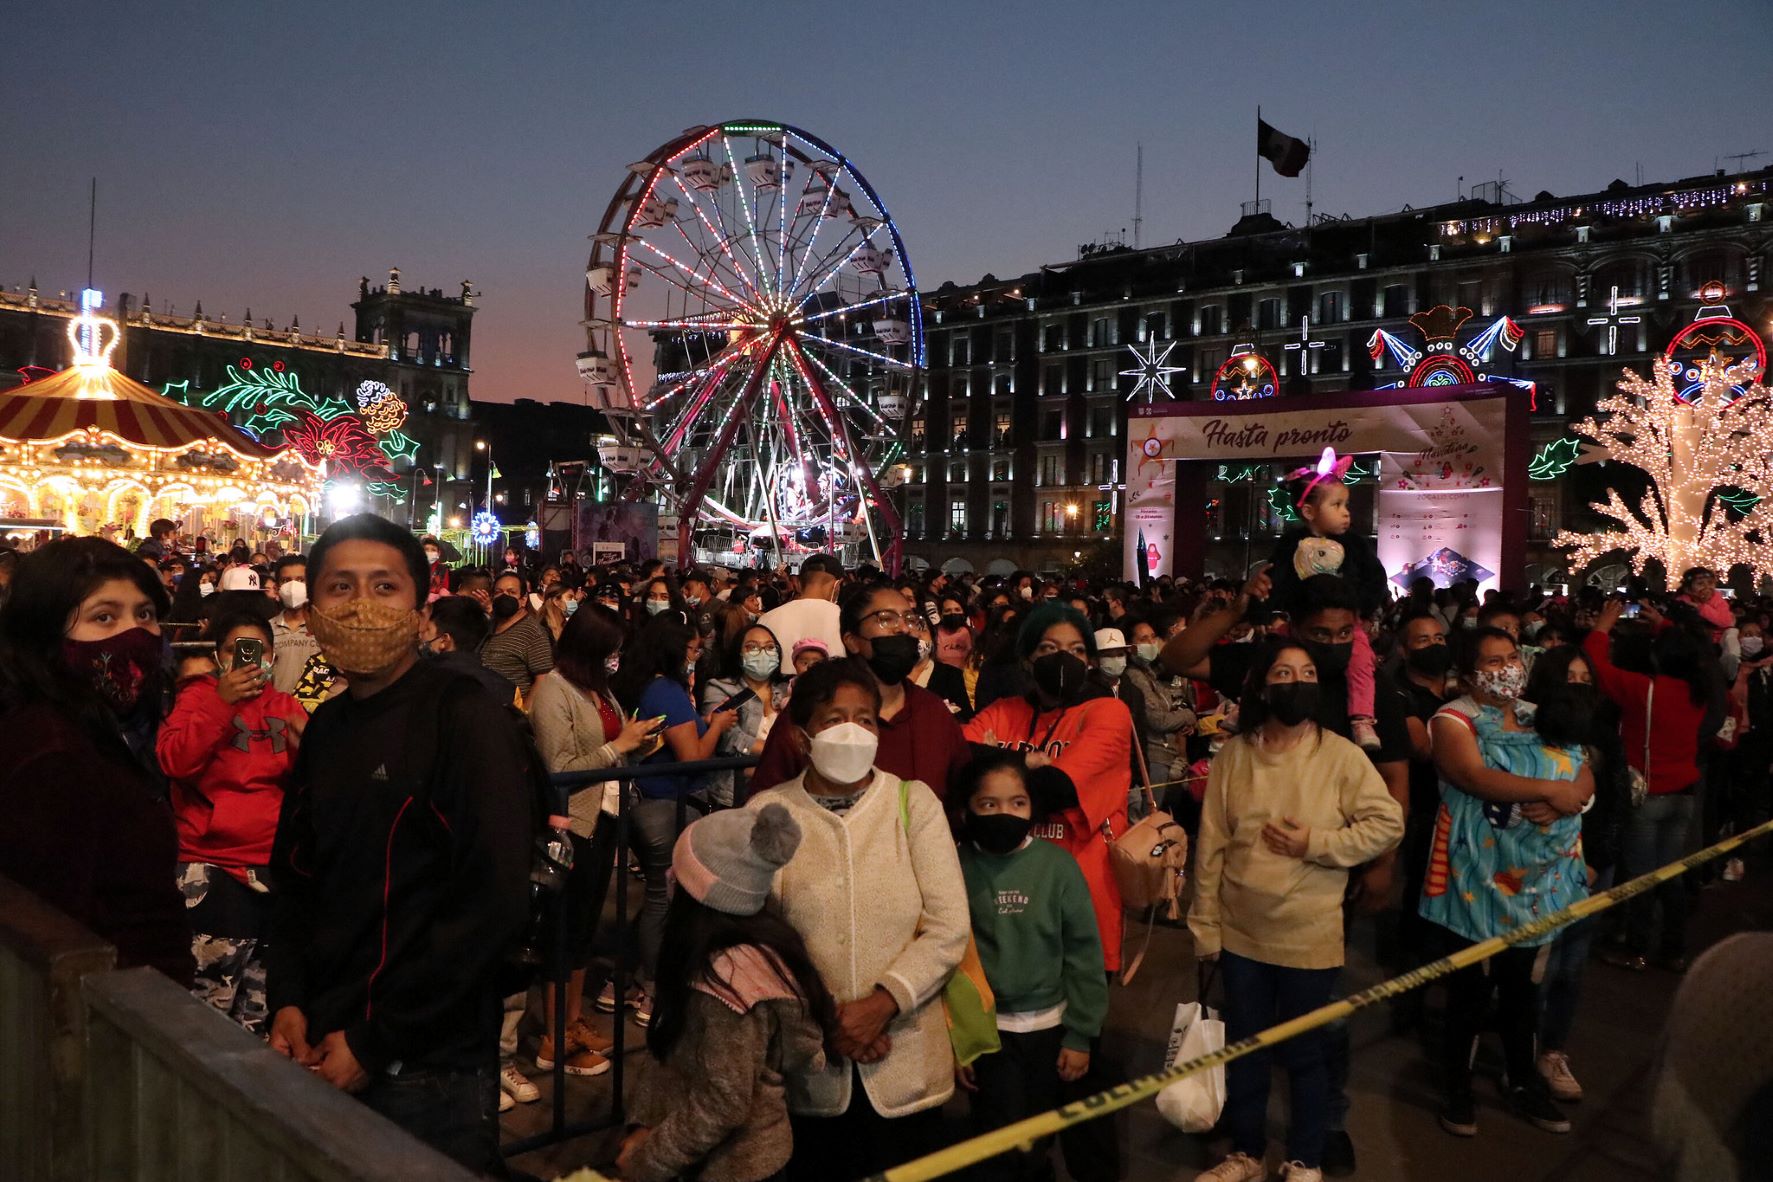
{"left": 0, "top": 364, "right": 280, "bottom": 458}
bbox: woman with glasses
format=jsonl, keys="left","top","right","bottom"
{"left": 700, "top": 622, "right": 789, "bottom": 805}
{"left": 751, "top": 583, "right": 971, "bottom": 804}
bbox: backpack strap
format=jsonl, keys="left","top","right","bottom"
{"left": 897, "top": 778, "right": 911, "bottom": 834}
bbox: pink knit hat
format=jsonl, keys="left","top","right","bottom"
{"left": 671, "top": 803, "right": 802, "bottom": 916}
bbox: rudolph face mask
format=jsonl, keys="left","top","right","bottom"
{"left": 308, "top": 599, "right": 420, "bottom": 678}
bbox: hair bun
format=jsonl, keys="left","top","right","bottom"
{"left": 749, "top": 802, "right": 803, "bottom": 867}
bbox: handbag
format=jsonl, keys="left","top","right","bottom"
{"left": 1155, "top": 963, "right": 1227, "bottom": 1134}
{"left": 896, "top": 780, "right": 999, "bottom": 1065}
{"left": 1628, "top": 682, "right": 1652, "bottom": 809}
{"left": 1112, "top": 732, "right": 1189, "bottom": 985}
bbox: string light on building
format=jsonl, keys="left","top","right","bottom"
{"left": 1555, "top": 354, "right": 1773, "bottom": 587}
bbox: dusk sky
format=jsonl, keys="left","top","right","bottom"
{"left": 6, "top": 0, "right": 1771, "bottom": 405}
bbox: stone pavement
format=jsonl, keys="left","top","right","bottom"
{"left": 501, "top": 862, "right": 1773, "bottom": 1181}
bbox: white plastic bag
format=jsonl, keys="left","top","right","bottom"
{"left": 1155, "top": 1001, "right": 1226, "bottom": 1133}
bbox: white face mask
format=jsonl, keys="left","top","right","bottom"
{"left": 199, "top": 582, "right": 215, "bottom": 598}
{"left": 1099, "top": 655, "right": 1127, "bottom": 679}
{"left": 1135, "top": 641, "right": 1162, "bottom": 664}
{"left": 1743, "top": 635, "right": 1765, "bottom": 657}
{"left": 278, "top": 580, "right": 308, "bottom": 610}
{"left": 645, "top": 599, "right": 670, "bottom": 616}
{"left": 807, "top": 721, "right": 878, "bottom": 785}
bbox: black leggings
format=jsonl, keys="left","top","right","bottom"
{"left": 1435, "top": 927, "right": 1542, "bottom": 1095}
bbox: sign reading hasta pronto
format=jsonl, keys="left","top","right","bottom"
{"left": 1125, "top": 385, "right": 1526, "bottom": 591}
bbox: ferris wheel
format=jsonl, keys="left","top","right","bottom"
{"left": 579, "top": 119, "right": 922, "bottom": 572}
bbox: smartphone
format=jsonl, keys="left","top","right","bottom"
{"left": 232, "top": 637, "right": 265, "bottom": 672}
{"left": 1622, "top": 602, "right": 1642, "bottom": 619}
{"left": 715, "top": 687, "right": 757, "bottom": 713}
{"left": 1720, "top": 587, "right": 1736, "bottom": 600}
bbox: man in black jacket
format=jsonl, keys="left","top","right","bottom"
{"left": 267, "top": 514, "right": 531, "bottom": 1174}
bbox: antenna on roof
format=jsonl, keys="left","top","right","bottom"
{"left": 1133, "top": 143, "right": 1144, "bottom": 249}
{"left": 1723, "top": 150, "right": 1767, "bottom": 173}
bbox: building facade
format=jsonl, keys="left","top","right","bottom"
{"left": 0, "top": 267, "right": 479, "bottom": 533}
{"left": 902, "top": 167, "right": 1773, "bottom": 583}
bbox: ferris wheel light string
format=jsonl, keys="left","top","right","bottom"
{"left": 802, "top": 332, "right": 914, "bottom": 372}
{"left": 631, "top": 238, "right": 751, "bottom": 309}
{"left": 668, "top": 158, "right": 767, "bottom": 302}
{"left": 669, "top": 204, "right": 762, "bottom": 310}
{"left": 789, "top": 230, "right": 889, "bottom": 313}
{"left": 783, "top": 150, "right": 840, "bottom": 294}
{"left": 669, "top": 174, "right": 765, "bottom": 303}
{"left": 721, "top": 137, "right": 775, "bottom": 300}
{"left": 798, "top": 289, "right": 908, "bottom": 325}
{"left": 787, "top": 220, "right": 874, "bottom": 307}
{"left": 796, "top": 341, "right": 893, "bottom": 430}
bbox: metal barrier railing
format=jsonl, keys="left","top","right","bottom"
{"left": 502, "top": 755, "right": 761, "bottom": 1160}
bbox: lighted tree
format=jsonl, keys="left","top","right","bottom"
{"left": 1556, "top": 354, "right": 1773, "bottom": 588}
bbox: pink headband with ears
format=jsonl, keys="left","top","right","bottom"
{"left": 1288, "top": 447, "right": 1354, "bottom": 510}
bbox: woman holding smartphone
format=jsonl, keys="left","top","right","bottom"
{"left": 156, "top": 606, "right": 307, "bottom": 1033}
{"left": 700, "top": 622, "right": 789, "bottom": 806}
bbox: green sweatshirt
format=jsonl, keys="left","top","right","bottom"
{"left": 959, "top": 837, "right": 1108, "bottom": 1051}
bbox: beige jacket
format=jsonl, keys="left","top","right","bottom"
{"left": 1189, "top": 728, "right": 1403, "bottom": 970}
{"left": 749, "top": 768, "right": 968, "bottom": 1118}
{"left": 527, "top": 673, "right": 625, "bottom": 838}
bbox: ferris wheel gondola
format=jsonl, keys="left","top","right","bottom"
{"left": 578, "top": 119, "right": 922, "bottom": 572}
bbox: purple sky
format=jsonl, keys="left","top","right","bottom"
{"left": 6, "top": 0, "right": 1771, "bottom": 404}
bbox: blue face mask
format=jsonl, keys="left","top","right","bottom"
{"left": 646, "top": 600, "right": 670, "bottom": 616}
{"left": 563, "top": 598, "right": 580, "bottom": 616}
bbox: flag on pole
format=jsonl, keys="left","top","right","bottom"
{"left": 1257, "top": 118, "right": 1310, "bottom": 178}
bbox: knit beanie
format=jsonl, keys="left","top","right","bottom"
{"left": 671, "top": 802, "right": 802, "bottom": 916}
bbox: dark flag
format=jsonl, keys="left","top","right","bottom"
{"left": 1257, "top": 118, "right": 1310, "bottom": 178}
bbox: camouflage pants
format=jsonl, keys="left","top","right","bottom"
{"left": 176, "top": 862, "right": 272, "bottom": 1036}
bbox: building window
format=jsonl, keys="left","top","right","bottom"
{"left": 1532, "top": 329, "right": 1557, "bottom": 360}
{"left": 1040, "top": 500, "right": 1061, "bottom": 532}
{"left": 1381, "top": 284, "right": 1410, "bottom": 318}
{"left": 910, "top": 417, "right": 926, "bottom": 446}
{"left": 1042, "top": 322, "right": 1066, "bottom": 352}
{"left": 951, "top": 411, "right": 969, "bottom": 440}
{"left": 1090, "top": 316, "right": 1114, "bottom": 348}
{"left": 1144, "top": 311, "right": 1168, "bottom": 340}
{"left": 949, "top": 461, "right": 967, "bottom": 483}
{"left": 949, "top": 499, "right": 967, "bottom": 535}
{"left": 991, "top": 458, "right": 1010, "bottom": 480}
{"left": 1089, "top": 405, "right": 1114, "bottom": 438}
{"left": 1258, "top": 297, "right": 1282, "bottom": 330}
{"left": 907, "top": 501, "right": 924, "bottom": 537}
{"left": 993, "top": 372, "right": 1013, "bottom": 397}
{"left": 1529, "top": 494, "right": 1558, "bottom": 538}
{"left": 1042, "top": 409, "right": 1064, "bottom": 439}
{"left": 952, "top": 374, "right": 970, "bottom": 400}
{"left": 1042, "top": 361, "right": 1063, "bottom": 396}
{"left": 1317, "top": 291, "right": 1344, "bottom": 324}
{"left": 994, "top": 411, "right": 1012, "bottom": 444}
{"left": 1039, "top": 453, "right": 1062, "bottom": 485}
{"left": 991, "top": 500, "right": 1009, "bottom": 535}
{"left": 1090, "top": 357, "right": 1114, "bottom": 390}
{"left": 1088, "top": 450, "right": 1110, "bottom": 484}
{"left": 950, "top": 335, "right": 970, "bottom": 366}
{"left": 1524, "top": 270, "right": 1570, "bottom": 309}
{"left": 1093, "top": 499, "right": 1113, "bottom": 532}
{"left": 994, "top": 328, "right": 1015, "bottom": 363}
{"left": 1199, "top": 304, "right": 1223, "bottom": 335}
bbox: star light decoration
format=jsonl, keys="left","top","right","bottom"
{"left": 1555, "top": 354, "right": 1773, "bottom": 588}
{"left": 1120, "top": 339, "right": 1185, "bottom": 403}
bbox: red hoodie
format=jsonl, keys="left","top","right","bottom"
{"left": 158, "top": 675, "right": 304, "bottom": 873}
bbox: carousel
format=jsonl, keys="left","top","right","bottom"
{"left": 0, "top": 292, "right": 323, "bottom": 546}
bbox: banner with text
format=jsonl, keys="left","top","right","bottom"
{"left": 1125, "top": 388, "right": 1515, "bottom": 590}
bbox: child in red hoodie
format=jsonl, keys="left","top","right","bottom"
{"left": 157, "top": 607, "right": 306, "bottom": 1033}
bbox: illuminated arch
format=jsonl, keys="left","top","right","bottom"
{"left": 1408, "top": 355, "right": 1476, "bottom": 387}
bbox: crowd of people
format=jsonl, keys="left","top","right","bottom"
{"left": 0, "top": 505, "right": 1765, "bottom": 1182}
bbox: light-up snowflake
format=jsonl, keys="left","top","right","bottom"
{"left": 1120, "top": 339, "right": 1185, "bottom": 402}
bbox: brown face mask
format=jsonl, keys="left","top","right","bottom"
{"left": 308, "top": 598, "right": 420, "bottom": 678}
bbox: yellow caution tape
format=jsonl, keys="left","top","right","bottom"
{"left": 862, "top": 815, "right": 1773, "bottom": 1182}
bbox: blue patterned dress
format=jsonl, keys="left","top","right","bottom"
{"left": 1418, "top": 696, "right": 1588, "bottom": 946}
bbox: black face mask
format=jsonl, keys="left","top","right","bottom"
{"left": 866, "top": 634, "right": 920, "bottom": 685}
{"left": 940, "top": 613, "right": 968, "bottom": 632}
{"left": 965, "top": 811, "right": 1032, "bottom": 855}
{"left": 492, "top": 594, "right": 521, "bottom": 621}
{"left": 1406, "top": 643, "right": 1453, "bottom": 676}
{"left": 1302, "top": 639, "right": 1352, "bottom": 677}
{"left": 1265, "top": 682, "right": 1321, "bottom": 727}
{"left": 1031, "top": 650, "right": 1089, "bottom": 705}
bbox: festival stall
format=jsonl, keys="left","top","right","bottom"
{"left": 0, "top": 293, "right": 324, "bottom": 544}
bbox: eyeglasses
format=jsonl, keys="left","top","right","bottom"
{"left": 862, "top": 608, "right": 919, "bottom": 632}
{"left": 741, "top": 643, "right": 780, "bottom": 656}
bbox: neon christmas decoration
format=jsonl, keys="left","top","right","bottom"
{"left": 174, "top": 362, "right": 353, "bottom": 427}
{"left": 470, "top": 509, "right": 502, "bottom": 547}
{"left": 580, "top": 118, "right": 920, "bottom": 572}
{"left": 1586, "top": 286, "right": 1642, "bottom": 357}
{"left": 1366, "top": 304, "right": 1524, "bottom": 389}
{"left": 1529, "top": 437, "right": 1580, "bottom": 481}
{"left": 1209, "top": 346, "right": 1277, "bottom": 401}
{"left": 1556, "top": 355, "right": 1773, "bottom": 588}
{"left": 1120, "top": 338, "right": 1184, "bottom": 402}
{"left": 281, "top": 412, "right": 393, "bottom": 480}
{"left": 355, "top": 380, "right": 409, "bottom": 433}
{"left": 1661, "top": 284, "right": 1766, "bottom": 402}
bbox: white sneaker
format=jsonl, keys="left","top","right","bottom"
{"left": 1196, "top": 1152, "right": 1266, "bottom": 1182}
{"left": 1280, "top": 1164, "right": 1324, "bottom": 1182}
{"left": 1723, "top": 857, "right": 1745, "bottom": 883}
{"left": 499, "top": 1062, "right": 540, "bottom": 1104}
{"left": 1537, "top": 1050, "right": 1582, "bottom": 1102}
{"left": 498, "top": 1089, "right": 515, "bottom": 1113}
